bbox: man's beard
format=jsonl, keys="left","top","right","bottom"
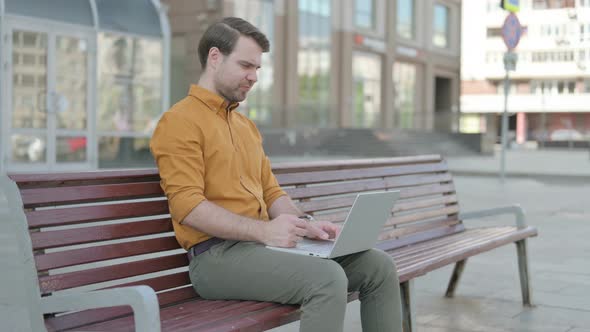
{"left": 215, "top": 78, "right": 247, "bottom": 104}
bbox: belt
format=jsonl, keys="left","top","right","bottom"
{"left": 187, "top": 237, "right": 224, "bottom": 262}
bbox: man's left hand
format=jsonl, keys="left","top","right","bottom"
{"left": 306, "top": 220, "right": 341, "bottom": 240}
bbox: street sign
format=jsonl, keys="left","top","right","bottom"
{"left": 500, "top": 0, "right": 520, "bottom": 13}
{"left": 502, "top": 13, "right": 522, "bottom": 50}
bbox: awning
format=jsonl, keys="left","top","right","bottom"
{"left": 3, "top": 0, "right": 163, "bottom": 37}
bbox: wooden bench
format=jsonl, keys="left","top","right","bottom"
{"left": 2, "top": 154, "right": 538, "bottom": 332}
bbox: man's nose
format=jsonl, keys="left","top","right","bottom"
{"left": 247, "top": 70, "right": 258, "bottom": 83}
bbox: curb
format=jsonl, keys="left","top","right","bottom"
{"left": 449, "top": 169, "right": 590, "bottom": 184}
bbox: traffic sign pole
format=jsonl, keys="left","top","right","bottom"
{"left": 501, "top": 56, "right": 511, "bottom": 183}
{"left": 499, "top": 13, "right": 522, "bottom": 183}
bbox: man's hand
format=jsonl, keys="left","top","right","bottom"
{"left": 306, "top": 220, "right": 341, "bottom": 240}
{"left": 259, "top": 214, "right": 330, "bottom": 247}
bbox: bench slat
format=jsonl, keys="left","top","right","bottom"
{"left": 272, "top": 155, "right": 442, "bottom": 174}
{"left": 314, "top": 183, "right": 456, "bottom": 223}
{"left": 386, "top": 227, "right": 489, "bottom": 258}
{"left": 300, "top": 192, "right": 458, "bottom": 215}
{"left": 35, "top": 236, "right": 181, "bottom": 271}
{"left": 26, "top": 200, "right": 169, "bottom": 229}
{"left": 284, "top": 173, "right": 448, "bottom": 199}
{"left": 20, "top": 182, "right": 164, "bottom": 208}
{"left": 376, "top": 223, "right": 465, "bottom": 252}
{"left": 386, "top": 205, "right": 460, "bottom": 227}
{"left": 31, "top": 218, "right": 173, "bottom": 250}
{"left": 110, "top": 272, "right": 190, "bottom": 293}
{"left": 395, "top": 226, "right": 538, "bottom": 282}
{"left": 276, "top": 162, "right": 448, "bottom": 186}
{"left": 39, "top": 253, "right": 188, "bottom": 293}
{"left": 9, "top": 169, "right": 160, "bottom": 189}
{"left": 296, "top": 173, "right": 453, "bottom": 211}
{"left": 166, "top": 301, "right": 281, "bottom": 331}
{"left": 379, "top": 217, "right": 460, "bottom": 241}
{"left": 394, "top": 228, "right": 516, "bottom": 266}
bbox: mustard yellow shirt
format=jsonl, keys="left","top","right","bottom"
{"left": 150, "top": 85, "right": 287, "bottom": 250}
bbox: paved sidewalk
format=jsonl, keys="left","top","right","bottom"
{"left": 446, "top": 148, "right": 590, "bottom": 182}
{"left": 271, "top": 172, "right": 590, "bottom": 332}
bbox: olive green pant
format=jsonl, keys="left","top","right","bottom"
{"left": 189, "top": 240, "right": 403, "bottom": 332}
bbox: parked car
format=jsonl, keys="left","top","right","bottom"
{"left": 550, "top": 129, "right": 584, "bottom": 141}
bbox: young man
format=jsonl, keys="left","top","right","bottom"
{"left": 150, "top": 17, "right": 402, "bottom": 331}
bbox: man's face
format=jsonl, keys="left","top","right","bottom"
{"left": 212, "top": 36, "right": 262, "bottom": 103}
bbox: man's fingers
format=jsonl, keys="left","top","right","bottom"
{"left": 294, "top": 227, "right": 308, "bottom": 237}
{"left": 307, "top": 223, "right": 329, "bottom": 239}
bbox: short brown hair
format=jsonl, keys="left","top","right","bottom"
{"left": 198, "top": 17, "right": 270, "bottom": 69}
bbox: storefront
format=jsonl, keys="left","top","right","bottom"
{"left": 0, "top": 0, "right": 170, "bottom": 173}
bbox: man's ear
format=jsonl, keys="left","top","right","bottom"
{"left": 208, "top": 47, "right": 222, "bottom": 70}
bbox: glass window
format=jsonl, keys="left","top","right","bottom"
{"left": 355, "top": 0, "right": 376, "bottom": 30}
{"left": 11, "top": 30, "right": 47, "bottom": 130}
{"left": 567, "top": 81, "right": 576, "bottom": 94}
{"left": 352, "top": 52, "right": 381, "bottom": 128}
{"left": 397, "top": 0, "right": 415, "bottom": 40}
{"left": 298, "top": 0, "right": 332, "bottom": 127}
{"left": 235, "top": 0, "right": 275, "bottom": 127}
{"left": 11, "top": 134, "right": 46, "bottom": 163}
{"left": 98, "top": 33, "right": 162, "bottom": 134}
{"left": 433, "top": 4, "right": 450, "bottom": 48}
{"left": 393, "top": 62, "right": 417, "bottom": 129}
{"left": 97, "top": 33, "right": 162, "bottom": 165}
{"left": 56, "top": 36, "right": 88, "bottom": 131}
{"left": 98, "top": 136, "right": 153, "bottom": 168}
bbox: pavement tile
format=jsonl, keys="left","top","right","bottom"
{"left": 513, "top": 305, "right": 590, "bottom": 327}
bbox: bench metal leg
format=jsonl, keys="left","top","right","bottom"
{"left": 445, "top": 259, "right": 467, "bottom": 298}
{"left": 516, "top": 239, "right": 533, "bottom": 306}
{"left": 400, "top": 280, "right": 415, "bottom": 332}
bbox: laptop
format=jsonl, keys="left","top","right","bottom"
{"left": 267, "top": 191, "right": 400, "bottom": 259}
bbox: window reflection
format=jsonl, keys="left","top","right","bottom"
{"left": 433, "top": 4, "right": 450, "bottom": 48}
{"left": 57, "top": 136, "right": 87, "bottom": 162}
{"left": 98, "top": 34, "right": 162, "bottom": 133}
{"left": 355, "top": 0, "right": 376, "bottom": 30}
{"left": 393, "top": 62, "right": 417, "bottom": 129}
{"left": 12, "top": 30, "right": 47, "bottom": 129}
{"left": 98, "top": 136, "right": 154, "bottom": 168}
{"left": 397, "top": 0, "right": 415, "bottom": 40}
{"left": 11, "top": 134, "right": 46, "bottom": 163}
{"left": 298, "top": 0, "right": 332, "bottom": 127}
{"left": 352, "top": 52, "right": 381, "bottom": 128}
{"left": 56, "top": 36, "right": 88, "bottom": 130}
{"left": 234, "top": 0, "right": 275, "bottom": 126}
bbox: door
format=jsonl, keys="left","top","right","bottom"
{"left": 3, "top": 19, "right": 95, "bottom": 172}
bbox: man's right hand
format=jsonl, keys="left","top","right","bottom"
{"left": 259, "top": 214, "right": 329, "bottom": 247}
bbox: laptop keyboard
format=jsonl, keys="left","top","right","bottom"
{"left": 297, "top": 240, "right": 333, "bottom": 255}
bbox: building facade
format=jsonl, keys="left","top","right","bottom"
{"left": 0, "top": 0, "right": 462, "bottom": 173}
{"left": 165, "top": 0, "right": 462, "bottom": 131}
{"left": 461, "top": 0, "right": 590, "bottom": 145}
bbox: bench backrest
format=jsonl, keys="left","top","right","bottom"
{"left": 8, "top": 154, "right": 460, "bottom": 331}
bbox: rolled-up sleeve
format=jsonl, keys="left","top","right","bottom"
{"left": 150, "top": 112, "right": 206, "bottom": 224}
{"left": 261, "top": 154, "right": 287, "bottom": 208}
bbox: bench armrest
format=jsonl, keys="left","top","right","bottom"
{"left": 40, "top": 286, "right": 160, "bottom": 332}
{"left": 459, "top": 204, "right": 527, "bottom": 229}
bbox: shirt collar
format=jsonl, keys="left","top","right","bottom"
{"left": 188, "top": 84, "right": 239, "bottom": 113}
